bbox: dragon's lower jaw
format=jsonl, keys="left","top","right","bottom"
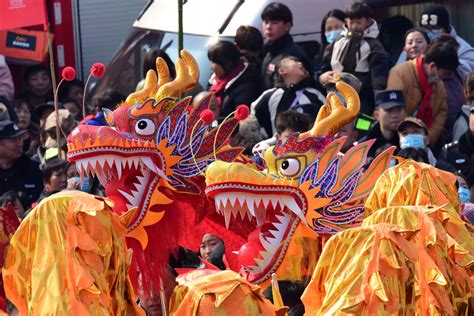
{"left": 206, "top": 184, "right": 306, "bottom": 284}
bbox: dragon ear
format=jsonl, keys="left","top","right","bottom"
{"left": 103, "top": 108, "right": 114, "bottom": 125}
{"left": 302, "top": 78, "right": 360, "bottom": 138}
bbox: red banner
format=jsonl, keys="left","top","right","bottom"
{"left": 0, "top": 0, "right": 47, "bottom": 31}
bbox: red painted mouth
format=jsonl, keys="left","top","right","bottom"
{"left": 206, "top": 183, "right": 307, "bottom": 284}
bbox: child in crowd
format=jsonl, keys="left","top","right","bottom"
{"left": 252, "top": 56, "right": 325, "bottom": 137}
{"left": 319, "top": 1, "right": 390, "bottom": 115}
{"left": 252, "top": 110, "right": 313, "bottom": 163}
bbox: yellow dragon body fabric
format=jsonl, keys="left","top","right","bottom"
{"left": 2, "top": 190, "right": 143, "bottom": 315}
{"left": 302, "top": 160, "right": 474, "bottom": 315}
{"left": 169, "top": 269, "right": 286, "bottom": 316}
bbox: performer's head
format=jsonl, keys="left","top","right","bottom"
{"left": 199, "top": 233, "right": 225, "bottom": 268}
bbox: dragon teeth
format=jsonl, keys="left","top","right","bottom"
{"left": 281, "top": 196, "right": 307, "bottom": 225}
{"left": 229, "top": 195, "right": 237, "bottom": 207}
{"left": 262, "top": 198, "right": 270, "bottom": 209}
{"left": 224, "top": 210, "right": 231, "bottom": 229}
{"left": 212, "top": 192, "right": 296, "bottom": 256}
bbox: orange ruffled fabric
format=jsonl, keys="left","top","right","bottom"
{"left": 302, "top": 161, "right": 474, "bottom": 315}
{"left": 169, "top": 269, "right": 286, "bottom": 316}
{"left": 302, "top": 224, "right": 417, "bottom": 315}
{"left": 364, "top": 206, "right": 474, "bottom": 315}
{"left": 365, "top": 160, "right": 461, "bottom": 217}
{"left": 2, "top": 191, "right": 144, "bottom": 316}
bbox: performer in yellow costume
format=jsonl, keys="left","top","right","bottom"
{"left": 302, "top": 160, "right": 474, "bottom": 315}
{"left": 169, "top": 269, "right": 286, "bottom": 316}
{"left": 2, "top": 191, "right": 143, "bottom": 315}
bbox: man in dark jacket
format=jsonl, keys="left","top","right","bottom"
{"left": 0, "top": 120, "right": 43, "bottom": 205}
{"left": 260, "top": 2, "right": 311, "bottom": 89}
{"left": 358, "top": 90, "right": 405, "bottom": 158}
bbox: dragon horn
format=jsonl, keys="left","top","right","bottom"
{"left": 156, "top": 50, "right": 199, "bottom": 98}
{"left": 156, "top": 57, "right": 170, "bottom": 87}
{"left": 180, "top": 50, "right": 199, "bottom": 83}
{"left": 305, "top": 79, "right": 360, "bottom": 137}
{"left": 125, "top": 69, "right": 158, "bottom": 103}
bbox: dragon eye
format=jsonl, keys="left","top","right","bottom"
{"left": 134, "top": 119, "right": 155, "bottom": 136}
{"left": 279, "top": 158, "right": 300, "bottom": 177}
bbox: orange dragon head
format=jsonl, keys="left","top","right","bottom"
{"left": 67, "top": 51, "right": 243, "bottom": 294}
{"left": 205, "top": 79, "right": 394, "bottom": 284}
{"left": 68, "top": 51, "right": 243, "bottom": 243}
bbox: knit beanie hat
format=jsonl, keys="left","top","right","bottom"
{"left": 420, "top": 4, "right": 450, "bottom": 31}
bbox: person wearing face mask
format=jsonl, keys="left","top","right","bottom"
{"left": 456, "top": 173, "right": 472, "bottom": 204}
{"left": 430, "top": 34, "right": 466, "bottom": 141}
{"left": 318, "top": 2, "right": 391, "bottom": 116}
{"left": 313, "top": 9, "right": 346, "bottom": 72}
{"left": 419, "top": 4, "right": 474, "bottom": 79}
{"left": 387, "top": 42, "right": 458, "bottom": 146}
{"left": 66, "top": 163, "right": 91, "bottom": 193}
{"left": 397, "top": 117, "right": 456, "bottom": 173}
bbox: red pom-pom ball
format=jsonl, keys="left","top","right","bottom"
{"left": 91, "top": 63, "right": 106, "bottom": 77}
{"left": 200, "top": 109, "right": 215, "bottom": 125}
{"left": 235, "top": 104, "right": 250, "bottom": 121}
{"left": 61, "top": 66, "right": 76, "bottom": 81}
{"left": 238, "top": 242, "right": 264, "bottom": 267}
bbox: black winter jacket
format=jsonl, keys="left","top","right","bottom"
{"left": 262, "top": 33, "right": 312, "bottom": 89}
{"left": 210, "top": 63, "right": 264, "bottom": 118}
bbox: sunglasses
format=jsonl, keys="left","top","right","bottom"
{"left": 470, "top": 108, "right": 474, "bottom": 115}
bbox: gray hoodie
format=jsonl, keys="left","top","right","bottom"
{"left": 450, "top": 26, "right": 474, "bottom": 79}
{"left": 452, "top": 103, "right": 473, "bottom": 142}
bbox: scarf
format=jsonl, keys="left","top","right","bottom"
{"left": 210, "top": 61, "right": 245, "bottom": 107}
{"left": 415, "top": 56, "right": 434, "bottom": 128}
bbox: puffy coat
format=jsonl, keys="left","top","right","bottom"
{"left": 387, "top": 59, "right": 448, "bottom": 144}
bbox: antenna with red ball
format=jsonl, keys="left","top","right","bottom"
{"left": 54, "top": 66, "right": 76, "bottom": 157}
{"left": 189, "top": 109, "right": 215, "bottom": 175}
{"left": 82, "top": 63, "right": 106, "bottom": 118}
{"left": 212, "top": 104, "right": 249, "bottom": 160}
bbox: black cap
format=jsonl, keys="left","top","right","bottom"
{"left": 420, "top": 4, "right": 450, "bottom": 31}
{"left": 0, "top": 120, "right": 28, "bottom": 140}
{"left": 374, "top": 90, "right": 405, "bottom": 110}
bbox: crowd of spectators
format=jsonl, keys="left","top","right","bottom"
{"left": 1, "top": 2, "right": 474, "bottom": 314}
